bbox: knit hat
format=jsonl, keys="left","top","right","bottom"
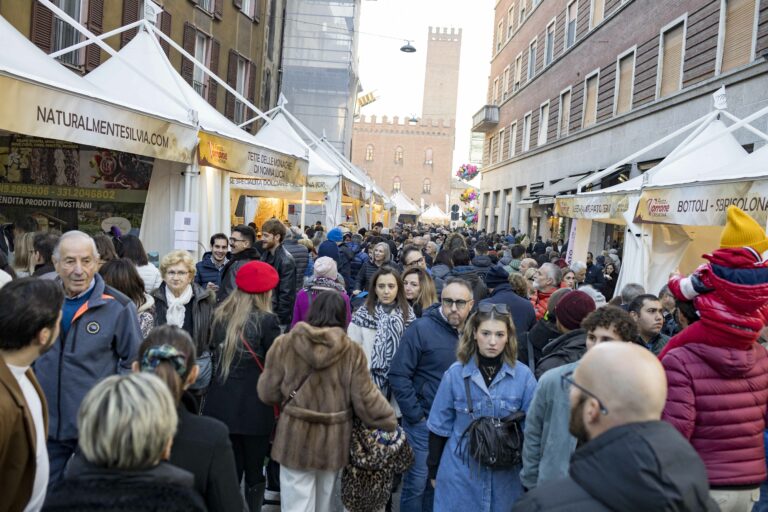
{"left": 555, "top": 290, "right": 596, "bottom": 330}
{"left": 484, "top": 265, "right": 510, "bottom": 289}
{"left": 235, "top": 261, "right": 279, "bottom": 294}
{"left": 327, "top": 227, "right": 343, "bottom": 242}
{"left": 318, "top": 239, "right": 340, "bottom": 263}
{"left": 314, "top": 256, "right": 338, "bottom": 280}
{"left": 720, "top": 206, "right": 768, "bottom": 254}
{"left": 547, "top": 288, "right": 573, "bottom": 316}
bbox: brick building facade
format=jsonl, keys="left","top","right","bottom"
{"left": 474, "top": 0, "right": 768, "bottom": 248}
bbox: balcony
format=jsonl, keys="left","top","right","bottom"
{"left": 472, "top": 105, "right": 499, "bottom": 133}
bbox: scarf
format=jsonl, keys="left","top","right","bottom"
{"left": 352, "top": 302, "right": 414, "bottom": 395}
{"left": 305, "top": 276, "right": 345, "bottom": 294}
{"left": 165, "top": 284, "right": 193, "bottom": 328}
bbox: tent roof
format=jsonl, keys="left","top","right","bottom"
{"left": 253, "top": 112, "right": 335, "bottom": 177}
{"left": 420, "top": 204, "right": 450, "bottom": 220}
{"left": 391, "top": 191, "right": 420, "bottom": 215}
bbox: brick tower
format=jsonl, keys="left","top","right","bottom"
{"left": 422, "top": 26, "right": 462, "bottom": 121}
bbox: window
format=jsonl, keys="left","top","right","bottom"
{"left": 192, "top": 32, "right": 210, "bottom": 97}
{"left": 393, "top": 176, "right": 401, "bottom": 192}
{"left": 53, "top": 0, "right": 85, "bottom": 67}
{"left": 423, "top": 179, "right": 432, "bottom": 194}
{"left": 520, "top": 2, "right": 527, "bottom": 24}
{"left": 234, "top": 57, "right": 249, "bottom": 124}
{"left": 528, "top": 39, "right": 537, "bottom": 80}
{"left": 241, "top": 0, "right": 257, "bottom": 18}
{"left": 718, "top": 0, "right": 757, "bottom": 74}
{"left": 365, "top": 144, "right": 374, "bottom": 161}
{"left": 425, "top": 148, "right": 433, "bottom": 165}
{"left": 657, "top": 20, "right": 685, "bottom": 98}
{"left": 559, "top": 88, "right": 572, "bottom": 137}
{"left": 583, "top": 72, "right": 599, "bottom": 127}
{"left": 523, "top": 112, "right": 532, "bottom": 151}
{"left": 394, "top": 146, "right": 404, "bottom": 164}
{"left": 507, "top": 4, "right": 516, "bottom": 38}
{"left": 498, "top": 128, "right": 506, "bottom": 162}
{"left": 566, "top": 1, "right": 578, "bottom": 49}
{"left": 503, "top": 66, "right": 511, "bottom": 98}
{"left": 614, "top": 49, "right": 636, "bottom": 115}
{"left": 489, "top": 135, "right": 497, "bottom": 164}
{"left": 545, "top": 20, "right": 555, "bottom": 66}
{"left": 590, "top": 0, "right": 605, "bottom": 29}
{"left": 514, "top": 53, "right": 523, "bottom": 91}
{"left": 538, "top": 102, "right": 549, "bottom": 146}
{"left": 497, "top": 20, "right": 504, "bottom": 52}
{"left": 509, "top": 122, "right": 518, "bottom": 157}
{"left": 493, "top": 77, "right": 500, "bottom": 103}
{"left": 199, "top": 0, "right": 214, "bottom": 13}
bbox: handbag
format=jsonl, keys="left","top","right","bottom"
{"left": 188, "top": 351, "right": 212, "bottom": 390}
{"left": 458, "top": 376, "right": 525, "bottom": 468}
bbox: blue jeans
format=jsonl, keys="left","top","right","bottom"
{"left": 752, "top": 482, "right": 767, "bottom": 512}
{"left": 400, "top": 419, "right": 434, "bottom": 512}
{"left": 47, "top": 439, "right": 78, "bottom": 490}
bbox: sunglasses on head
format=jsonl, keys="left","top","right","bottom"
{"left": 477, "top": 302, "right": 510, "bottom": 315}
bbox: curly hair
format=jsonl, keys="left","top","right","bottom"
{"left": 581, "top": 305, "right": 638, "bottom": 341}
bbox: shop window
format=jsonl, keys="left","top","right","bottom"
{"left": 394, "top": 146, "right": 404, "bottom": 164}
{"left": 393, "top": 177, "right": 401, "bottom": 192}
{"left": 423, "top": 179, "right": 432, "bottom": 194}
{"left": 53, "top": 0, "right": 86, "bottom": 67}
{"left": 365, "top": 144, "right": 374, "bottom": 161}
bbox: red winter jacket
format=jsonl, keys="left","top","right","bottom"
{"left": 662, "top": 340, "right": 768, "bottom": 487}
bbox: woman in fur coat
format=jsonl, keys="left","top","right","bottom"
{"left": 258, "top": 292, "right": 397, "bottom": 512}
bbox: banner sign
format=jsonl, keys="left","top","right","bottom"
{"left": 198, "top": 132, "right": 308, "bottom": 185}
{"left": 342, "top": 178, "right": 364, "bottom": 200}
{"left": 1, "top": 75, "right": 197, "bottom": 163}
{"left": 230, "top": 175, "right": 335, "bottom": 193}
{"left": 556, "top": 194, "right": 631, "bottom": 223}
{"left": 636, "top": 180, "right": 768, "bottom": 225}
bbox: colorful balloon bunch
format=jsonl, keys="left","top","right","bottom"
{"left": 460, "top": 187, "right": 478, "bottom": 204}
{"left": 455, "top": 163, "right": 478, "bottom": 181}
{"left": 463, "top": 206, "right": 478, "bottom": 225}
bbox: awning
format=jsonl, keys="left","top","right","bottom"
{"left": 537, "top": 174, "right": 591, "bottom": 204}
{"left": 517, "top": 198, "right": 538, "bottom": 208}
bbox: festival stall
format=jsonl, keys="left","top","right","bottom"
{"left": 420, "top": 204, "right": 450, "bottom": 225}
{"left": 0, "top": 14, "right": 199, "bottom": 235}
{"left": 391, "top": 191, "right": 421, "bottom": 223}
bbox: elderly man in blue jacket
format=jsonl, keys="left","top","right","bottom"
{"left": 34, "top": 231, "right": 141, "bottom": 488}
{"left": 389, "top": 277, "right": 474, "bottom": 512}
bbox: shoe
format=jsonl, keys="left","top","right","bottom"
{"left": 247, "top": 482, "right": 266, "bottom": 512}
{"left": 263, "top": 489, "right": 280, "bottom": 507}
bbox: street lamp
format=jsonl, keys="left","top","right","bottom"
{"left": 400, "top": 40, "right": 416, "bottom": 53}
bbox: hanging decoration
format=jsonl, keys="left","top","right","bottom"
{"left": 462, "top": 206, "right": 478, "bottom": 226}
{"left": 455, "top": 163, "right": 478, "bottom": 181}
{"left": 460, "top": 187, "right": 478, "bottom": 204}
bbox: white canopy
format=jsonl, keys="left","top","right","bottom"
{"left": 420, "top": 204, "right": 450, "bottom": 224}
{"left": 391, "top": 191, "right": 421, "bottom": 215}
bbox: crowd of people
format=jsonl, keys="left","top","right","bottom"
{"left": 0, "top": 206, "right": 767, "bottom": 512}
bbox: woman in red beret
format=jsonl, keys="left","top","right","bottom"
{"left": 202, "top": 261, "right": 281, "bottom": 511}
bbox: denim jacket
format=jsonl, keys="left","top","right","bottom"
{"left": 427, "top": 357, "right": 537, "bottom": 512}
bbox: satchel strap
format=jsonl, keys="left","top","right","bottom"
{"left": 241, "top": 334, "right": 280, "bottom": 420}
{"left": 283, "top": 371, "right": 313, "bottom": 409}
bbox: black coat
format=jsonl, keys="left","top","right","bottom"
{"left": 44, "top": 454, "right": 205, "bottom": 511}
{"left": 153, "top": 283, "right": 215, "bottom": 355}
{"left": 171, "top": 395, "right": 245, "bottom": 512}
{"left": 356, "top": 259, "right": 383, "bottom": 293}
{"left": 260, "top": 245, "right": 297, "bottom": 325}
{"left": 283, "top": 239, "right": 309, "bottom": 291}
{"left": 513, "top": 421, "right": 718, "bottom": 512}
{"left": 517, "top": 319, "right": 561, "bottom": 371}
{"left": 584, "top": 263, "right": 605, "bottom": 293}
{"left": 470, "top": 255, "right": 494, "bottom": 282}
{"left": 203, "top": 312, "right": 281, "bottom": 436}
{"left": 535, "top": 329, "right": 587, "bottom": 379}
{"left": 480, "top": 284, "right": 536, "bottom": 338}
{"left": 337, "top": 243, "right": 356, "bottom": 294}
{"left": 218, "top": 247, "right": 261, "bottom": 303}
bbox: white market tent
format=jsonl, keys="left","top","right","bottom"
{"left": 556, "top": 100, "right": 763, "bottom": 295}
{"left": 420, "top": 204, "right": 450, "bottom": 225}
{"left": 391, "top": 191, "right": 421, "bottom": 216}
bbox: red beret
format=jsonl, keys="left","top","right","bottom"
{"left": 235, "top": 261, "right": 279, "bottom": 294}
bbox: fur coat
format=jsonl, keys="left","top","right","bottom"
{"left": 257, "top": 322, "right": 397, "bottom": 471}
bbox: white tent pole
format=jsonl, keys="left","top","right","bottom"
{"left": 301, "top": 185, "right": 307, "bottom": 229}
{"left": 720, "top": 110, "right": 768, "bottom": 142}
{"left": 184, "top": 166, "right": 192, "bottom": 212}
{"left": 48, "top": 19, "right": 145, "bottom": 57}
{"left": 662, "top": 111, "right": 718, "bottom": 162}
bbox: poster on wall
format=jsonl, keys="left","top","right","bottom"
{"left": 0, "top": 134, "right": 154, "bottom": 233}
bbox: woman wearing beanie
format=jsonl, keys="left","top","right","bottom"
{"left": 291, "top": 256, "right": 352, "bottom": 328}
{"left": 348, "top": 267, "right": 415, "bottom": 414}
{"left": 136, "top": 325, "right": 244, "bottom": 512}
{"left": 202, "top": 261, "right": 281, "bottom": 512}
{"left": 258, "top": 292, "right": 397, "bottom": 512}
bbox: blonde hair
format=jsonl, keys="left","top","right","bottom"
{"left": 160, "top": 250, "right": 196, "bottom": 280}
{"left": 456, "top": 310, "right": 518, "bottom": 367}
{"left": 213, "top": 288, "right": 272, "bottom": 381}
{"left": 402, "top": 267, "right": 437, "bottom": 312}
{"left": 373, "top": 242, "right": 391, "bottom": 262}
{"left": 13, "top": 232, "right": 35, "bottom": 274}
{"left": 78, "top": 373, "right": 177, "bottom": 470}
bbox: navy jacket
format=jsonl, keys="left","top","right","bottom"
{"left": 480, "top": 283, "right": 536, "bottom": 337}
{"left": 283, "top": 239, "right": 309, "bottom": 291}
{"left": 585, "top": 263, "right": 605, "bottom": 292}
{"left": 194, "top": 252, "right": 228, "bottom": 289}
{"left": 389, "top": 305, "right": 460, "bottom": 424}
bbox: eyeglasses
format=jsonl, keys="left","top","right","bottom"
{"left": 406, "top": 256, "right": 424, "bottom": 266}
{"left": 561, "top": 370, "right": 608, "bottom": 415}
{"left": 442, "top": 298, "right": 470, "bottom": 310}
{"left": 229, "top": 237, "right": 245, "bottom": 245}
{"left": 477, "top": 302, "right": 510, "bottom": 315}
{"left": 166, "top": 270, "right": 189, "bottom": 277}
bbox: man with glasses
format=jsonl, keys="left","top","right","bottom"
{"left": 217, "top": 225, "right": 261, "bottom": 303}
{"left": 521, "top": 306, "right": 637, "bottom": 491}
{"left": 515, "top": 342, "right": 716, "bottom": 511}
{"left": 389, "top": 277, "right": 474, "bottom": 512}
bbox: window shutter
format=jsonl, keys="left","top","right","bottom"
{"left": 214, "top": 0, "right": 224, "bottom": 20}
{"left": 616, "top": 53, "right": 634, "bottom": 114}
{"left": 660, "top": 24, "right": 684, "bottom": 98}
{"left": 584, "top": 75, "right": 598, "bottom": 127}
{"left": 208, "top": 39, "right": 220, "bottom": 108}
{"left": 234, "top": 0, "right": 243, "bottom": 8}
{"left": 181, "top": 23, "right": 196, "bottom": 85}
{"left": 30, "top": 1, "right": 54, "bottom": 53}
{"left": 247, "top": 61, "right": 258, "bottom": 132}
{"left": 560, "top": 90, "right": 571, "bottom": 136}
{"left": 225, "top": 50, "right": 239, "bottom": 121}
{"left": 121, "top": 0, "right": 140, "bottom": 47}
{"left": 85, "top": 0, "right": 104, "bottom": 72}
{"left": 591, "top": 0, "right": 605, "bottom": 27}
{"left": 722, "top": 0, "right": 756, "bottom": 72}
{"left": 159, "top": 11, "right": 172, "bottom": 56}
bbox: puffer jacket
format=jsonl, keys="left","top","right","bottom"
{"left": 283, "top": 239, "right": 309, "bottom": 291}
{"left": 662, "top": 339, "right": 768, "bottom": 487}
{"left": 261, "top": 245, "right": 297, "bottom": 325}
{"left": 194, "top": 252, "right": 228, "bottom": 290}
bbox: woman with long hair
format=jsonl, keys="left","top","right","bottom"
{"left": 203, "top": 261, "right": 281, "bottom": 511}
{"left": 100, "top": 258, "right": 155, "bottom": 338}
{"left": 602, "top": 261, "right": 618, "bottom": 300}
{"left": 562, "top": 269, "right": 577, "bottom": 290}
{"left": 136, "top": 325, "right": 244, "bottom": 512}
{"left": 426, "top": 303, "right": 537, "bottom": 510}
{"left": 118, "top": 234, "right": 161, "bottom": 293}
{"left": 258, "top": 292, "right": 397, "bottom": 511}
{"left": 348, "top": 267, "right": 415, "bottom": 402}
{"left": 402, "top": 267, "right": 438, "bottom": 319}
{"left": 291, "top": 256, "right": 351, "bottom": 328}
{"left": 11, "top": 231, "right": 35, "bottom": 277}
{"left": 354, "top": 242, "right": 392, "bottom": 295}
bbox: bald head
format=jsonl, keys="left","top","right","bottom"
{"left": 572, "top": 342, "right": 667, "bottom": 441}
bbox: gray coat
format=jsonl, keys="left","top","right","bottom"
{"left": 283, "top": 239, "right": 309, "bottom": 290}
